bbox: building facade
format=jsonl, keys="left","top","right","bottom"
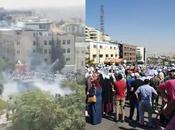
{"left": 86, "top": 41, "right": 119, "bottom": 64}
{"left": 119, "top": 43, "right": 136, "bottom": 63}
{"left": 85, "top": 26, "right": 112, "bottom": 42}
{"left": 136, "top": 46, "right": 146, "bottom": 63}
{"left": 0, "top": 29, "right": 34, "bottom": 63}
{"left": 0, "top": 28, "right": 84, "bottom": 72}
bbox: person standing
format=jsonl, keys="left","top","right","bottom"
{"left": 88, "top": 73, "right": 102, "bottom": 125}
{"left": 113, "top": 73, "right": 127, "bottom": 122}
{"left": 150, "top": 72, "right": 160, "bottom": 109}
{"left": 135, "top": 79, "right": 158, "bottom": 127}
{"left": 128, "top": 73, "right": 144, "bottom": 121}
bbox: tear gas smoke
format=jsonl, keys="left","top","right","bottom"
{"left": 2, "top": 78, "right": 72, "bottom": 100}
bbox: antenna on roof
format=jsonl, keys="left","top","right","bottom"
{"left": 100, "top": 4, "right": 105, "bottom": 42}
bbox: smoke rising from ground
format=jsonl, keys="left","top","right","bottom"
{"left": 2, "top": 78, "right": 72, "bottom": 100}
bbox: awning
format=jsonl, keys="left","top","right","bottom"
{"left": 104, "top": 58, "right": 123, "bottom": 63}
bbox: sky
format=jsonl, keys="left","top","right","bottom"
{"left": 86, "top": 0, "right": 175, "bottom": 55}
{"left": 0, "top": 0, "right": 84, "bottom": 9}
{"left": 0, "top": 0, "right": 85, "bottom": 23}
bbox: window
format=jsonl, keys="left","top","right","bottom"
{"left": 115, "top": 54, "right": 118, "bottom": 57}
{"left": 63, "top": 40, "right": 66, "bottom": 44}
{"left": 111, "top": 54, "right": 113, "bottom": 57}
{"left": 56, "top": 39, "right": 61, "bottom": 45}
{"left": 63, "top": 49, "right": 66, "bottom": 53}
{"left": 67, "top": 48, "right": 70, "bottom": 53}
{"left": 17, "top": 41, "right": 20, "bottom": 45}
{"left": 33, "top": 41, "right": 36, "bottom": 46}
{"left": 49, "top": 49, "right": 51, "bottom": 54}
{"left": 49, "top": 40, "right": 52, "bottom": 45}
{"left": 106, "top": 54, "right": 109, "bottom": 57}
{"left": 100, "top": 54, "right": 103, "bottom": 58}
{"left": 44, "top": 49, "right": 47, "bottom": 54}
{"left": 44, "top": 40, "right": 47, "bottom": 45}
{"left": 17, "top": 50, "right": 20, "bottom": 54}
{"left": 110, "top": 46, "right": 112, "bottom": 49}
{"left": 33, "top": 49, "right": 35, "bottom": 53}
{"left": 100, "top": 45, "right": 103, "bottom": 49}
{"left": 93, "top": 45, "right": 97, "bottom": 48}
{"left": 93, "top": 54, "right": 96, "bottom": 58}
{"left": 67, "top": 40, "right": 70, "bottom": 44}
{"left": 114, "top": 47, "right": 116, "bottom": 50}
{"left": 44, "top": 58, "right": 47, "bottom": 62}
{"left": 66, "top": 57, "right": 70, "bottom": 61}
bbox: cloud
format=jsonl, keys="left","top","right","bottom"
{"left": 0, "top": 0, "right": 85, "bottom": 9}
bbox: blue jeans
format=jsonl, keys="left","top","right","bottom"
{"left": 139, "top": 100, "right": 153, "bottom": 126}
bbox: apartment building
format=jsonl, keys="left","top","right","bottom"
{"left": 119, "top": 43, "right": 137, "bottom": 63}
{"left": 85, "top": 26, "right": 112, "bottom": 42}
{"left": 0, "top": 29, "right": 34, "bottom": 63}
{"left": 136, "top": 46, "right": 146, "bottom": 63}
{"left": 86, "top": 41, "right": 119, "bottom": 64}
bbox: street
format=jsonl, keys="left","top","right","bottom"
{"left": 86, "top": 101, "right": 163, "bottom": 130}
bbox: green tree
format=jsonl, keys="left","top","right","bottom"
{"left": 51, "top": 37, "right": 65, "bottom": 73}
{"left": 136, "top": 52, "right": 142, "bottom": 61}
{"left": 0, "top": 58, "right": 14, "bottom": 72}
{"left": 0, "top": 84, "right": 4, "bottom": 96}
{"left": 10, "top": 80, "right": 85, "bottom": 130}
{"left": 11, "top": 90, "right": 66, "bottom": 130}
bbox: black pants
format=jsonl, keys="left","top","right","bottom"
{"left": 129, "top": 99, "right": 139, "bottom": 121}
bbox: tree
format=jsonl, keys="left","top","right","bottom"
{"left": 51, "top": 37, "right": 66, "bottom": 73}
{"left": 11, "top": 90, "right": 66, "bottom": 130}
{"left": 85, "top": 57, "right": 94, "bottom": 65}
{"left": 0, "top": 84, "right": 4, "bottom": 96}
{"left": 136, "top": 52, "right": 142, "bottom": 61}
{"left": 9, "top": 80, "right": 85, "bottom": 130}
{"left": 0, "top": 58, "right": 15, "bottom": 72}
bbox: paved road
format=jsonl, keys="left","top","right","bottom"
{"left": 86, "top": 101, "right": 163, "bottom": 130}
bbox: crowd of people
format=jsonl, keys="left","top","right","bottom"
{"left": 85, "top": 63, "right": 175, "bottom": 130}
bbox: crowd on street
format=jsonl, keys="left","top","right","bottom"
{"left": 85, "top": 63, "right": 175, "bottom": 130}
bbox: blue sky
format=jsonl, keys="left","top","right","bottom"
{"left": 86, "top": 0, "right": 175, "bottom": 55}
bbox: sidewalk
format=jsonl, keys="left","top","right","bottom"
{"left": 86, "top": 101, "right": 165, "bottom": 130}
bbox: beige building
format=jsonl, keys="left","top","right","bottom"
{"left": 86, "top": 41, "right": 119, "bottom": 64}
{"left": 85, "top": 26, "right": 112, "bottom": 42}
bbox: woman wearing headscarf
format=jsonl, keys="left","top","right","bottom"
{"left": 101, "top": 70, "right": 114, "bottom": 116}
{"left": 88, "top": 72, "right": 102, "bottom": 125}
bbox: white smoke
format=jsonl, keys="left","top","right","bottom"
{"left": 2, "top": 78, "right": 72, "bottom": 100}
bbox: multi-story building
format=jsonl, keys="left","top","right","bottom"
{"left": 14, "top": 18, "right": 52, "bottom": 31}
{"left": 59, "top": 23, "right": 85, "bottom": 37}
{"left": 136, "top": 46, "right": 146, "bottom": 63}
{"left": 0, "top": 27, "right": 85, "bottom": 72}
{"left": 86, "top": 41, "right": 119, "bottom": 64}
{"left": 85, "top": 26, "right": 112, "bottom": 42}
{"left": 119, "top": 43, "right": 136, "bottom": 63}
{"left": 0, "top": 28, "right": 33, "bottom": 63}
